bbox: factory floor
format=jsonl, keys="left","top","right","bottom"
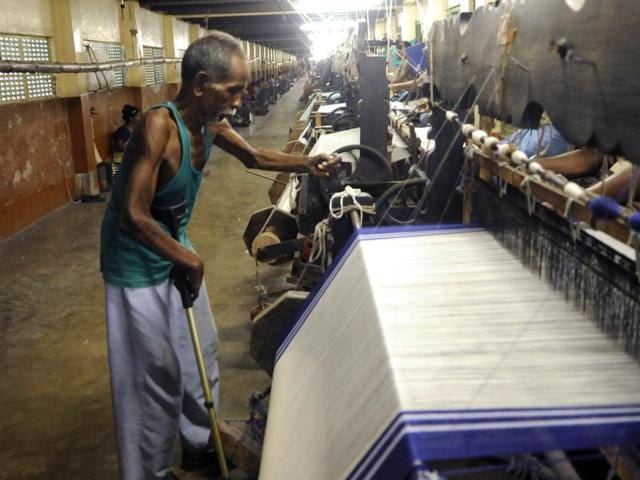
{"left": 0, "top": 80, "right": 305, "bottom": 480}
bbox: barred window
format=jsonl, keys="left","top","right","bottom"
{"left": 143, "top": 46, "right": 165, "bottom": 86}
{"left": 85, "top": 40, "right": 125, "bottom": 88}
{"left": 0, "top": 34, "right": 54, "bottom": 103}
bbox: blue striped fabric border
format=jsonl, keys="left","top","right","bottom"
{"left": 348, "top": 405, "right": 640, "bottom": 480}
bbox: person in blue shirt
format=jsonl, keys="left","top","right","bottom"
{"left": 505, "top": 122, "right": 571, "bottom": 158}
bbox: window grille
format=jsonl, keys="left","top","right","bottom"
{"left": 143, "top": 46, "right": 165, "bottom": 86}
{"left": 85, "top": 40, "right": 125, "bottom": 87}
{"left": 0, "top": 34, "right": 54, "bottom": 103}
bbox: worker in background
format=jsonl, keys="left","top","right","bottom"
{"left": 100, "top": 31, "right": 339, "bottom": 480}
{"left": 391, "top": 41, "right": 414, "bottom": 83}
{"left": 520, "top": 123, "right": 640, "bottom": 202}
{"left": 113, "top": 104, "right": 140, "bottom": 154}
{"left": 505, "top": 121, "right": 571, "bottom": 159}
{"left": 389, "top": 42, "right": 430, "bottom": 99}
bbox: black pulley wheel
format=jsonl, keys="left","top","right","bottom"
{"left": 331, "top": 112, "right": 358, "bottom": 132}
{"left": 318, "top": 144, "right": 392, "bottom": 204}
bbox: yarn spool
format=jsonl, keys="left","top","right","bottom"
{"left": 588, "top": 196, "right": 622, "bottom": 221}
{"left": 628, "top": 212, "right": 640, "bottom": 232}
{"left": 242, "top": 207, "right": 298, "bottom": 264}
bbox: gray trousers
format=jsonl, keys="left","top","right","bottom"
{"left": 105, "top": 279, "right": 220, "bottom": 480}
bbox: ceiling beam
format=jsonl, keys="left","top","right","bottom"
{"left": 196, "top": 15, "right": 305, "bottom": 25}
{"left": 178, "top": 10, "right": 300, "bottom": 18}
{"left": 142, "top": 0, "right": 272, "bottom": 5}
{"left": 173, "top": 6, "right": 397, "bottom": 17}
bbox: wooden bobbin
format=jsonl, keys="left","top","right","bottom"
{"left": 528, "top": 161, "right": 544, "bottom": 175}
{"left": 511, "top": 150, "right": 528, "bottom": 166}
{"left": 481, "top": 136, "right": 500, "bottom": 155}
{"left": 495, "top": 143, "right": 513, "bottom": 161}
{"left": 471, "top": 129, "right": 488, "bottom": 146}
{"left": 563, "top": 181, "right": 586, "bottom": 200}
{"left": 445, "top": 110, "right": 459, "bottom": 122}
{"left": 242, "top": 207, "right": 298, "bottom": 264}
{"left": 462, "top": 124, "right": 477, "bottom": 138}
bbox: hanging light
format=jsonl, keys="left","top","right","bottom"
{"left": 299, "top": 20, "right": 356, "bottom": 61}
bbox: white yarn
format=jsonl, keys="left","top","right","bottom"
{"left": 462, "top": 124, "right": 477, "bottom": 138}
{"left": 308, "top": 219, "right": 328, "bottom": 265}
{"left": 563, "top": 181, "right": 585, "bottom": 200}
{"left": 482, "top": 136, "right": 500, "bottom": 155}
{"left": 471, "top": 129, "right": 488, "bottom": 146}
{"left": 511, "top": 150, "right": 529, "bottom": 166}
{"left": 445, "top": 110, "right": 458, "bottom": 122}
{"left": 528, "top": 161, "right": 544, "bottom": 175}
{"left": 329, "top": 186, "right": 375, "bottom": 227}
{"left": 288, "top": 175, "right": 301, "bottom": 210}
{"left": 495, "top": 143, "right": 513, "bottom": 161}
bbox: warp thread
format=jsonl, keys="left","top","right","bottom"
{"left": 475, "top": 183, "right": 640, "bottom": 357}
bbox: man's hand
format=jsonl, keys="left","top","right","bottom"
{"left": 184, "top": 252, "right": 205, "bottom": 298}
{"left": 308, "top": 153, "right": 342, "bottom": 177}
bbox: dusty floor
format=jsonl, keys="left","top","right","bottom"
{"left": 0, "top": 81, "right": 305, "bottom": 479}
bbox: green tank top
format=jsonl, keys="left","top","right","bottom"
{"left": 100, "top": 102, "right": 213, "bottom": 287}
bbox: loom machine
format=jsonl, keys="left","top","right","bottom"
{"left": 243, "top": 21, "right": 437, "bottom": 283}
{"left": 242, "top": 2, "right": 640, "bottom": 479}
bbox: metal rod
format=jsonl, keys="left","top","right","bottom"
{"left": 245, "top": 169, "right": 289, "bottom": 185}
{"left": 544, "top": 450, "right": 582, "bottom": 480}
{"left": 185, "top": 307, "right": 229, "bottom": 479}
{"left": 350, "top": 210, "right": 362, "bottom": 229}
{"left": 0, "top": 57, "right": 181, "bottom": 74}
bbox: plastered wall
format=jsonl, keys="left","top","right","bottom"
{"left": 138, "top": 6, "right": 164, "bottom": 48}
{"left": 70, "top": 0, "right": 120, "bottom": 47}
{"left": 0, "top": 0, "right": 53, "bottom": 36}
{"left": 173, "top": 19, "right": 190, "bottom": 54}
{"left": 0, "top": 100, "right": 74, "bottom": 238}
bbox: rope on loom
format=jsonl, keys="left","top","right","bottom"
{"left": 293, "top": 218, "right": 329, "bottom": 291}
{"left": 308, "top": 220, "right": 328, "bottom": 264}
{"left": 329, "top": 186, "right": 375, "bottom": 227}
{"left": 295, "top": 188, "right": 378, "bottom": 288}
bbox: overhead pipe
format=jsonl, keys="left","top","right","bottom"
{"left": 0, "top": 57, "right": 181, "bottom": 74}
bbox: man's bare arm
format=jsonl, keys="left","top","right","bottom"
{"left": 210, "top": 120, "right": 340, "bottom": 176}
{"left": 587, "top": 163, "right": 640, "bottom": 202}
{"left": 121, "top": 110, "right": 204, "bottom": 291}
{"left": 537, "top": 148, "right": 602, "bottom": 177}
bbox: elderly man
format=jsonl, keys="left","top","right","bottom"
{"left": 100, "top": 31, "right": 338, "bottom": 480}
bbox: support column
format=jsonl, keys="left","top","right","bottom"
{"left": 420, "top": 0, "right": 447, "bottom": 34}
{"left": 163, "top": 16, "right": 180, "bottom": 84}
{"left": 189, "top": 24, "right": 204, "bottom": 44}
{"left": 52, "top": 0, "right": 98, "bottom": 197}
{"left": 401, "top": 2, "right": 419, "bottom": 41}
{"left": 119, "top": 0, "right": 145, "bottom": 88}
{"left": 260, "top": 45, "right": 265, "bottom": 80}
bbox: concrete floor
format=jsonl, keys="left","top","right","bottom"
{"left": 0, "top": 80, "right": 305, "bottom": 479}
